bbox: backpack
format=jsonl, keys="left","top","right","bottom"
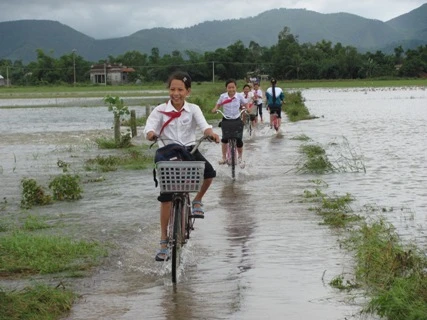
{"left": 153, "top": 143, "right": 195, "bottom": 187}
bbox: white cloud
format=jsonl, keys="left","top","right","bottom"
{"left": 0, "top": 0, "right": 425, "bottom": 39}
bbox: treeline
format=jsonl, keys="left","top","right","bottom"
{"left": 1, "top": 27, "right": 426, "bottom": 86}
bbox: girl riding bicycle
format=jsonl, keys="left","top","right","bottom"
{"left": 241, "top": 83, "right": 257, "bottom": 128}
{"left": 252, "top": 82, "right": 264, "bottom": 123}
{"left": 211, "top": 79, "right": 248, "bottom": 168}
{"left": 144, "top": 71, "right": 220, "bottom": 261}
{"left": 265, "top": 78, "right": 285, "bottom": 132}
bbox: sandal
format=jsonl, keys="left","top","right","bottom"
{"left": 238, "top": 157, "right": 246, "bottom": 169}
{"left": 218, "top": 159, "right": 227, "bottom": 165}
{"left": 155, "top": 239, "right": 169, "bottom": 261}
{"left": 191, "top": 200, "right": 205, "bottom": 219}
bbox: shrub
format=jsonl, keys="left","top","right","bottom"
{"left": 21, "top": 178, "right": 52, "bottom": 209}
{"left": 48, "top": 174, "right": 82, "bottom": 201}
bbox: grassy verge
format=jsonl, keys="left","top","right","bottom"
{"left": 85, "top": 145, "right": 153, "bottom": 171}
{"left": 1, "top": 78, "right": 424, "bottom": 99}
{"left": 295, "top": 137, "right": 365, "bottom": 174}
{"left": 301, "top": 144, "right": 427, "bottom": 319}
{"left": 0, "top": 212, "right": 108, "bottom": 319}
{"left": 0, "top": 283, "right": 76, "bottom": 320}
{"left": 0, "top": 232, "right": 107, "bottom": 275}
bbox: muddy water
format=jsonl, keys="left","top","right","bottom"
{"left": 1, "top": 87, "right": 425, "bottom": 320}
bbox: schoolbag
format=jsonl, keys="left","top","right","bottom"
{"left": 154, "top": 143, "right": 195, "bottom": 162}
{"left": 153, "top": 143, "right": 195, "bottom": 187}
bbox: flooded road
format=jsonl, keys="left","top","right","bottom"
{"left": 1, "top": 86, "right": 426, "bottom": 320}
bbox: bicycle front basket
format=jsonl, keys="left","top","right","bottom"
{"left": 221, "top": 118, "right": 244, "bottom": 140}
{"left": 156, "top": 161, "right": 205, "bottom": 193}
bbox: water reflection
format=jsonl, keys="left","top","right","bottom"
{"left": 220, "top": 183, "right": 255, "bottom": 274}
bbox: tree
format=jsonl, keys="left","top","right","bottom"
{"left": 32, "top": 49, "right": 61, "bottom": 84}
{"left": 104, "top": 96, "right": 130, "bottom": 147}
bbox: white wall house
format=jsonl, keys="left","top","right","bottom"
{"left": 89, "top": 63, "right": 135, "bottom": 85}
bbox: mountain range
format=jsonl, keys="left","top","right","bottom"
{"left": 1, "top": 3, "right": 426, "bottom": 63}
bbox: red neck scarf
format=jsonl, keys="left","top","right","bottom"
{"left": 158, "top": 103, "right": 184, "bottom": 136}
{"left": 220, "top": 96, "right": 235, "bottom": 106}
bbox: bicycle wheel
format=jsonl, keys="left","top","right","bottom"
{"left": 230, "top": 139, "right": 236, "bottom": 179}
{"left": 171, "top": 198, "right": 183, "bottom": 283}
{"left": 273, "top": 113, "right": 279, "bottom": 131}
{"left": 184, "top": 194, "right": 193, "bottom": 240}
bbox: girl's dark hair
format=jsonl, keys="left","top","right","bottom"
{"left": 271, "top": 78, "right": 277, "bottom": 105}
{"left": 167, "top": 71, "right": 192, "bottom": 89}
{"left": 225, "top": 78, "right": 237, "bottom": 87}
{"left": 243, "top": 84, "right": 251, "bottom": 90}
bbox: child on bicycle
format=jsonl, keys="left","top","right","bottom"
{"left": 252, "top": 82, "right": 264, "bottom": 123}
{"left": 211, "top": 79, "right": 248, "bottom": 168}
{"left": 241, "top": 83, "right": 257, "bottom": 127}
{"left": 265, "top": 78, "right": 285, "bottom": 131}
{"left": 144, "top": 71, "right": 220, "bottom": 261}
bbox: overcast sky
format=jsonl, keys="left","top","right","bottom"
{"left": 0, "top": 0, "right": 425, "bottom": 39}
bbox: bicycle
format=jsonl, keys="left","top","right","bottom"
{"left": 271, "top": 110, "right": 279, "bottom": 132}
{"left": 154, "top": 135, "right": 211, "bottom": 283}
{"left": 242, "top": 108, "right": 252, "bottom": 137}
{"left": 216, "top": 109, "right": 245, "bottom": 180}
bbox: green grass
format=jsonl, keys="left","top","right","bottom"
{"left": 0, "top": 283, "right": 76, "bottom": 320}
{"left": 85, "top": 146, "right": 153, "bottom": 172}
{"left": 2, "top": 78, "right": 424, "bottom": 99}
{"left": 303, "top": 181, "right": 427, "bottom": 320}
{"left": 298, "top": 143, "right": 335, "bottom": 174}
{"left": 283, "top": 91, "right": 313, "bottom": 121}
{"left": 22, "top": 215, "right": 51, "bottom": 231}
{"left": 0, "top": 232, "right": 107, "bottom": 275}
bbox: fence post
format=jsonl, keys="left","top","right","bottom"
{"left": 145, "top": 105, "right": 151, "bottom": 117}
{"left": 130, "top": 110, "right": 137, "bottom": 137}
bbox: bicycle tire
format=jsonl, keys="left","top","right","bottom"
{"left": 272, "top": 113, "right": 279, "bottom": 131}
{"left": 245, "top": 115, "right": 252, "bottom": 137}
{"left": 230, "top": 139, "right": 236, "bottom": 179}
{"left": 184, "top": 194, "right": 193, "bottom": 240}
{"left": 171, "top": 199, "right": 183, "bottom": 283}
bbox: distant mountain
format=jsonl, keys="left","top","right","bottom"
{"left": 0, "top": 20, "right": 95, "bottom": 63}
{"left": 1, "top": 4, "right": 426, "bottom": 63}
{"left": 386, "top": 3, "right": 427, "bottom": 43}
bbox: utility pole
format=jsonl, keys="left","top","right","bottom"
{"left": 212, "top": 61, "right": 215, "bottom": 83}
{"left": 104, "top": 62, "right": 107, "bottom": 86}
{"left": 72, "top": 49, "right": 77, "bottom": 85}
{"left": 6, "top": 65, "right": 9, "bottom": 87}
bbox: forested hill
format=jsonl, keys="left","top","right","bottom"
{"left": 1, "top": 3, "right": 426, "bottom": 63}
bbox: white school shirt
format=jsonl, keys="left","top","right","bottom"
{"left": 216, "top": 92, "right": 246, "bottom": 119}
{"left": 143, "top": 100, "right": 212, "bottom": 147}
{"left": 252, "top": 88, "right": 263, "bottom": 105}
{"left": 241, "top": 91, "right": 254, "bottom": 106}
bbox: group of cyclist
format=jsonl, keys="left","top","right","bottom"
{"left": 143, "top": 71, "right": 285, "bottom": 261}
{"left": 212, "top": 77, "right": 285, "bottom": 166}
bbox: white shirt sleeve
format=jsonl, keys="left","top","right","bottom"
{"left": 143, "top": 103, "right": 165, "bottom": 136}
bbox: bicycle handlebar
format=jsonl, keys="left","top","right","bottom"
{"left": 189, "top": 135, "right": 214, "bottom": 154}
{"left": 215, "top": 108, "right": 247, "bottom": 119}
{"left": 149, "top": 135, "right": 213, "bottom": 154}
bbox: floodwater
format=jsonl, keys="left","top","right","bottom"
{"left": 1, "top": 86, "right": 426, "bottom": 320}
